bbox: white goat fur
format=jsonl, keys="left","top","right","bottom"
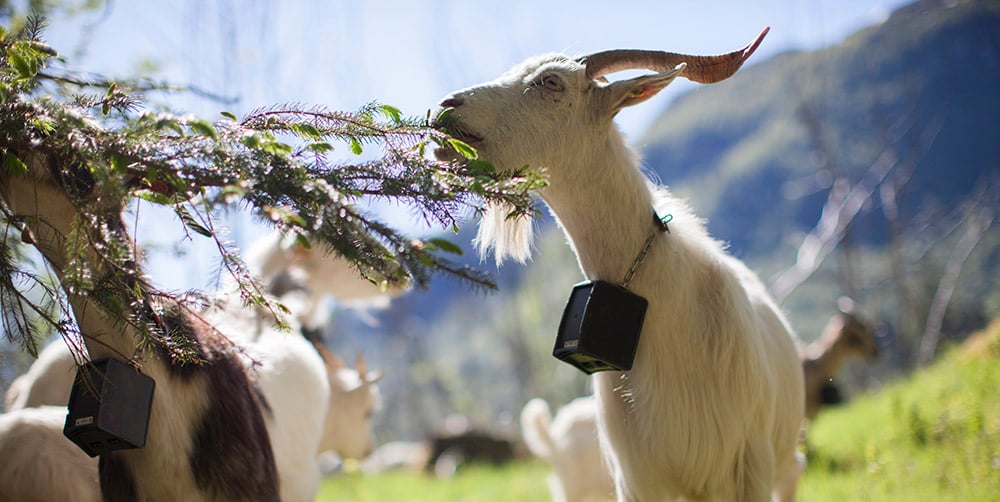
{"left": 0, "top": 154, "right": 329, "bottom": 500}
{"left": 438, "top": 47, "right": 804, "bottom": 500}
{"left": 206, "top": 281, "right": 384, "bottom": 462}
{"left": 521, "top": 396, "right": 614, "bottom": 502}
{"left": 0, "top": 406, "right": 100, "bottom": 502}
{"left": 245, "top": 231, "right": 409, "bottom": 316}
{"left": 4, "top": 339, "right": 80, "bottom": 411}
{"left": 320, "top": 360, "right": 383, "bottom": 460}
{"left": 4, "top": 291, "right": 381, "bottom": 501}
{"left": 229, "top": 310, "right": 330, "bottom": 502}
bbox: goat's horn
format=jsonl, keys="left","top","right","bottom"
{"left": 355, "top": 351, "right": 368, "bottom": 375}
{"left": 317, "top": 344, "right": 345, "bottom": 371}
{"left": 580, "top": 27, "right": 769, "bottom": 84}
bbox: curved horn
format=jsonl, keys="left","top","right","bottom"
{"left": 316, "top": 343, "right": 346, "bottom": 372}
{"left": 580, "top": 27, "right": 769, "bottom": 84}
{"left": 355, "top": 351, "right": 368, "bottom": 376}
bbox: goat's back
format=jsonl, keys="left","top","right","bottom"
{"left": 0, "top": 406, "right": 100, "bottom": 502}
{"left": 4, "top": 340, "right": 79, "bottom": 411}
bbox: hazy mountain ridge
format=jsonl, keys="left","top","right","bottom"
{"left": 639, "top": 0, "right": 999, "bottom": 256}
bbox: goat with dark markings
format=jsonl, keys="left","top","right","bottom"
{"left": 0, "top": 151, "right": 280, "bottom": 501}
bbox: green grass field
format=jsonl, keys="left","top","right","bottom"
{"left": 317, "top": 319, "right": 1000, "bottom": 501}
{"left": 799, "top": 318, "right": 1000, "bottom": 501}
{"left": 318, "top": 461, "right": 550, "bottom": 501}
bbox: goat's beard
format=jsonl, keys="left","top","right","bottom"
{"left": 474, "top": 202, "right": 534, "bottom": 266}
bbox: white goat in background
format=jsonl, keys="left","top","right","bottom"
{"left": 521, "top": 396, "right": 614, "bottom": 502}
{"left": 801, "top": 307, "right": 878, "bottom": 420}
{"left": 313, "top": 347, "right": 383, "bottom": 460}
{"left": 435, "top": 28, "right": 804, "bottom": 501}
{"left": 0, "top": 406, "right": 100, "bottom": 502}
{"left": 4, "top": 284, "right": 382, "bottom": 501}
{"left": 4, "top": 338, "right": 81, "bottom": 411}
{"left": 0, "top": 152, "right": 321, "bottom": 500}
{"left": 245, "top": 230, "right": 410, "bottom": 323}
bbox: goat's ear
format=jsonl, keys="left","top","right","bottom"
{"left": 365, "top": 370, "right": 384, "bottom": 384}
{"left": 602, "top": 64, "right": 685, "bottom": 114}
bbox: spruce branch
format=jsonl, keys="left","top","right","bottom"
{"left": 0, "top": 22, "right": 541, "bottom": 360}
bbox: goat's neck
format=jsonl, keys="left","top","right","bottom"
{"left": 807, "top": 339, "right": 856, "bottom": 376}
{"left": 1, "top": 156, "right": 137, "bottom": 359}
{"left": 540, "top": 136, "right": 658, "bottom": 283}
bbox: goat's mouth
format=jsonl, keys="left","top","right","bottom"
{"left": 432, "top": 114, "right": 483, "bottom": 162}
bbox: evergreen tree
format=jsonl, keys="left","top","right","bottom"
{"left": 0, "top": 17, "right": 542, "bottom": 359}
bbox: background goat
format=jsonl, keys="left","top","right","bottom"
{"left": 521, "top": 396, "right": 614, "bottom": 502}
{"left": 310, "top": 346, "right": 383, "bottom": 461}
{"left": 801, "top": 308, "right": 879, "bottom": 420}
{"left": 4, "top": 338, "right": 81, "bottom": 412}
{"left": 245, "top": 230, "right": 409, "bottom": 323}
{"left": 2, "top": 232, "right": 384, "bottom": 500}
{"left": 434, "top": 28, "right": 804, "bottom": 501}
{"left": 0, "top": 405, "right": 100, "bottom": 502}
{"left": 0, "top": 152, "right": 284, "bottom": 500}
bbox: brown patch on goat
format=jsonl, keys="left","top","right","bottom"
{"left": 45, "top": 155, "right": 96, "bottom": 201}
{"left": 151, "top": 302, "right": 280, "bottom": 500}
{"left": 99, "top": 452, "right": 138, "bottom": 502}
{"left": 190, "top": 354, "right": 279, "bottom": 501}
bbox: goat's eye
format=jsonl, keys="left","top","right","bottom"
{"left": 534, "top": 74, "right": 564, "bottom": 92}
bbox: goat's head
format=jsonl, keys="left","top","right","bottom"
{"left": 823, "top": 298, "right": 879, "bottom": 361}
{"left": 834, "top": 311, "right": 879, "bottom": 361}
{"left": 318, "top": 350, "right": 384, "bottom": 460}
{"left": 433, "top": 29, "right": 767, "bottom": 264}
{"left": 433, "top": 28, "right": 768, "bottom": 175}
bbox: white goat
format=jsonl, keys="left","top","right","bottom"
{"left": 0, "top": 406, "right": 100, "bottom": 502}
{"left": 801, "top": 309, "right": 878, "bottom": 420}
{"left": 435, "top": 28, "right": 805, "bottom": 501}
{"left": 245, "top": 230, "right": 409, "bottom": 320}
{"left": 0, "top": 152, "right": 303, "bottom": 500}
{"left": 207, "top": 267, "right": 385, "bottom": 463}
{"left": 521, "top": 396, "right": 614, "bottom": 502}
{"left": 227, "top": 308, "right": 331, "bottom": 502}
{"left": 4, "top": 289, "right": 380, "bottom": 501}
{"left": 313, "top": 347, "right": 383, "bottom": 460}
{"left": 4, "top": 338, "right": 81, "bottom": 411}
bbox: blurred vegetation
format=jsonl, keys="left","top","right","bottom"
{"left": 318, "top": 462, "right": 549, "bottom": 502}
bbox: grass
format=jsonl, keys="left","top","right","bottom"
{"left": 316, "top": 319, "right": 1000, "bottom": 501}
{"left": 317, "top": 461, "right": 549, "bottom": 501}
{"left": 800, "top": 317, "right": 1000, "bottom": 501}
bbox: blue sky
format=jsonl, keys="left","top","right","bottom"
{"left": 45, "top": 0, "right": 913, "bottom": 292}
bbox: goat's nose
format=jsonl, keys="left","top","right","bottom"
{"left": 439, "top": 96, "right": 464, "bottom": 108}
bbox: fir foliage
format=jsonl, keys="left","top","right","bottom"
{"left": 0, "top": 19, "right": 543, "bottom": 360}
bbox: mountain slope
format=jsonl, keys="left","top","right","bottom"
{"left": 639, "top": 0, "right": 1000, "bottom": 256}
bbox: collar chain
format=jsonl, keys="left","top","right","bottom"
{"left": 619, "top": 212, "right": 671, "bottom": 289}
